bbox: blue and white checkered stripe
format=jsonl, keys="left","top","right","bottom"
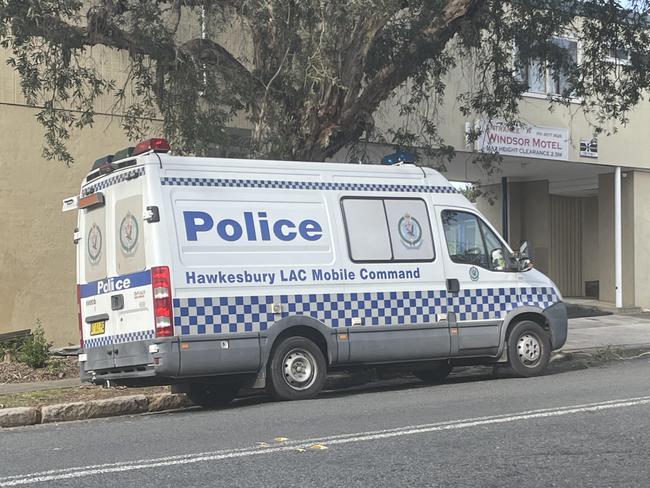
{"left": 173, "top": 291, "right": 446, "bottom": 335}
{"left": 82, "top": 167, "right": 145, "bottom": 196}
{"left": 161, "top": 176, "right": 458, "bottom": 194}
{"left": 173, "top": 287, "right": 559, "bottom": 336}
{"left": 84, "top": 330, "right": 155, "bottom": 349}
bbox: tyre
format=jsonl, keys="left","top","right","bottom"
{"left": 413, "top": 361, "right": 452, "bottom": 384}
{"left": 267, "top": 336, "right": 327, "bottom": 401}
{"left": 507, "top": 320, "right": 551, "bottom": 377}
{"left": 188, "top": 382, "right": 240, "bottom": 408}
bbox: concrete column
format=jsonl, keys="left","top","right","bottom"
{"left": 615, "top": 167, "right": 623, "bottom": 308}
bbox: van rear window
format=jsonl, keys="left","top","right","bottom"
{"left": 341, "top": 197, "right": 435, "bottom": 263}
{"left": 84, "top": 206, "right": 107, "bottom": 283}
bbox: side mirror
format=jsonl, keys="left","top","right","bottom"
{"left": 490, "top": 248, "right": 506, "bottom": 271}
{"left": 518, "top": 240, "right": 529, "bottom": 258}
{"left": 515, "top": 240, "right": 533, "bottom": 271}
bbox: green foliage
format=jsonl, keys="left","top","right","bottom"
{"left": 459, "top": 184, "right": 482, "bottom": 203}
{"left": 0, "top": 0, "right": 648, "bottom": 166}
{"left": 17, "top": 320, "right": 52, "bottom": 369}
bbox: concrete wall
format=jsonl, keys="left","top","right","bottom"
{"left": 476, "top": 184, "right": 503, "bottom": 236}
{"left": 519, "top": 181, "right": 551, "bottom": 275}
{"left": 633, "top": 171, "right": 650, "bottom": 309}
{"left": 0, "top": 105, "right": 135, "bottom": 345}
{"left": 376, "top": 56, "right": 650, "bottom": 171}
{"left": 581, "top": 197, "right": 599, "bottom": 286}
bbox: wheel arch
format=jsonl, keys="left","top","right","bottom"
{"left": 253, "top": 315, "right": 336, "bottom": 389}
{"left": 496, "top": 306, "right": 550, "bottom": 360}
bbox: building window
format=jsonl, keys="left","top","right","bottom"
{"left": 605, "top": 47, "right": 631, "bottom": 66}
{"left": 341, "top": 197, "right": 435, "bottom": 263}
{"left": 518, "top": 38, "right": 578, "bottom": 97}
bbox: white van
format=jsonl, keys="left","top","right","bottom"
{"left": 64, "top": 138, "right": 567, "bottom": 407}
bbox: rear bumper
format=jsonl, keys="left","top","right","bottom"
{"left": 80, "top": 334, "right": 260, "bottom": 385}
{"left": 543, "top": 301, "right": 568, "bottom": 350}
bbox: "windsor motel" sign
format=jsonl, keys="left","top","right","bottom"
{"left": 477, "top": 121, "right": 569, "bottom": 161}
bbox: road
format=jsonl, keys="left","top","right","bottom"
{"left": 1, "top": 359, "right": 649, "bottom": 487}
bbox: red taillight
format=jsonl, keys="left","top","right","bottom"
{"left": 133, "top": 138, "right": 171, "bottom": 156}
{"left": 152, "top": 266, "right": 173, "bottom": 338}
{"left": 76, "top": 285, "right": 84, "bottom": 348}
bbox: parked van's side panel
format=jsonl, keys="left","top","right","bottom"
{"left": 159, "top": 158, "right": 468, "bottom": 376}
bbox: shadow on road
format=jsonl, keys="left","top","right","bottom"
{"left": 154, "top": 354, "right": 612, "bottom": 415}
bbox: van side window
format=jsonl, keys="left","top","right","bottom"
{"left": 384, "top": 199, "right": 435, "bottom": 261}
{"left": 441, "top": 210, "right": 510, "bottom": 271}
{"left": 341, "top": 199, "right": 392, "bottom": 261}
{"left": 441, "top": 210, "right": 489, "bottom": 268}
{"left": 480, "top": 221, "right": 510, "bottom": 271}
{"left": 341, "top": 197, "right": 435, "bottom": 263}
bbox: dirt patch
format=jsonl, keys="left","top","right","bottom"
{"left": 0, "top": 357, "right": 79, "bottom": 384}
{"left": 0, "top": 384, "right": 170, "bottom": 409}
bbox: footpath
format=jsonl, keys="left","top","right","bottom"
{"left": 1, "top": 313, "right": 649, "bottom": 428}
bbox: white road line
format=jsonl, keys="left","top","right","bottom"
{"left": 2, "top": 395, "right": 649, "bottom": 486}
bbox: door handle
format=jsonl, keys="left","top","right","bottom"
{"left": 446, "top": 278, "right": 460, "bottom": 293}
{"left": 111, "top": 294, "right": 124, "bottom": 311}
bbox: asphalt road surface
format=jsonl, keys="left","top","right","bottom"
{"left": 1, "top": 359, "right": 649, "bottom": 487}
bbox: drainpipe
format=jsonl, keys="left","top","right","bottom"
{"left": 615, "top": 167, "right": 623, "bottom": 308}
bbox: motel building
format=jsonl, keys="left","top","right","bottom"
{"left": 363, "top": 55, "right": 650, "bottom": 312}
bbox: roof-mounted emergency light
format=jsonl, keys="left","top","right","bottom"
{"left": 91, "top": 154, "right": 114, "bottom": 172}
{"left": 382, "top": 148, "right": 416, "bottom": 165}
{"left": 132, "top": 138, "right": 171, "bottom": 156}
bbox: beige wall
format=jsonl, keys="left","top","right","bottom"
{"left": 519, "top": 181, "right": 551, "bottom": 275}
{"left": 581, "top": 197, "right": 599, "bottom": 285}
{"left": 633, "top": 171, "right": 650, "bottom": 309}
{"left": 0, "top": 104, "right": 136, "bottom": 345}
{"left": 376, "top": 60, "right": 650, "bottom": 171}
{"left": 476, "top": 184, "right": 502, "bottom": 235}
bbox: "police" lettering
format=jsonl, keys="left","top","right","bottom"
{"left": 183, "top": 211, "right": 323, "bottom": 242}
{"left": 97, "top": 277, "right": 131, "bottom": 294}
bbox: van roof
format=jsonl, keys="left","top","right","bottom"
{"left": 158, "top": 154, "right": 452, "bottom": 186}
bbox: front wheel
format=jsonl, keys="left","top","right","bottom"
{"left": 188, "top": 382, "right": 240, "bottom": 408}
{"left": 507, "top": 321, "right": 551, "bottom": 377}
{"left": 267, "top": 336, "right": 327, "bottom": 401}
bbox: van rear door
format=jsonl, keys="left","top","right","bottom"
{"left": 79, "top": 167, "right": 155, "bottom": 372}
{"left": 80, "top": 202, "right": 115, "bottom": 370}
{"left": 110, "top": 179, "right": 155, "bottom": 370}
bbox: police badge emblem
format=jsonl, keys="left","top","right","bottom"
{"left": 87, "top": 223, "right": 102, "bottom": 265}
{"left": 398, "top": 213, "right": 423, "bottom": 248}
{"left": 119, "top": 212, "right": 139, "bottom": 256}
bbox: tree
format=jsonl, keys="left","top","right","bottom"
{"left": 0, "top": 0, "right": 648, "bottom": 165}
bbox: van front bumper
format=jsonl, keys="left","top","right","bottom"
{"left": 544, "top": 301, "right": 568, "bottom": 350}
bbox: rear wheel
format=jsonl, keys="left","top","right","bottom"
{"left": 507, "top": 320, "right": 551, "bottom": 377}
{"left": 413, "top": 361, "right": 452, "bottom": 384}
{"left": 188, "top": 382, "right": 240, "bottom": 408}
{"left": 267, "top": 336, "right": 327, "bottom": 401}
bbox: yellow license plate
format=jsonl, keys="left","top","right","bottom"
{"left": 90, "top": 321, "right": 106, "bottom": 336}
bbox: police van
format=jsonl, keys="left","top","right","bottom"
{"left": 63, "top": 138, "right": 567, "bottom": 407}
